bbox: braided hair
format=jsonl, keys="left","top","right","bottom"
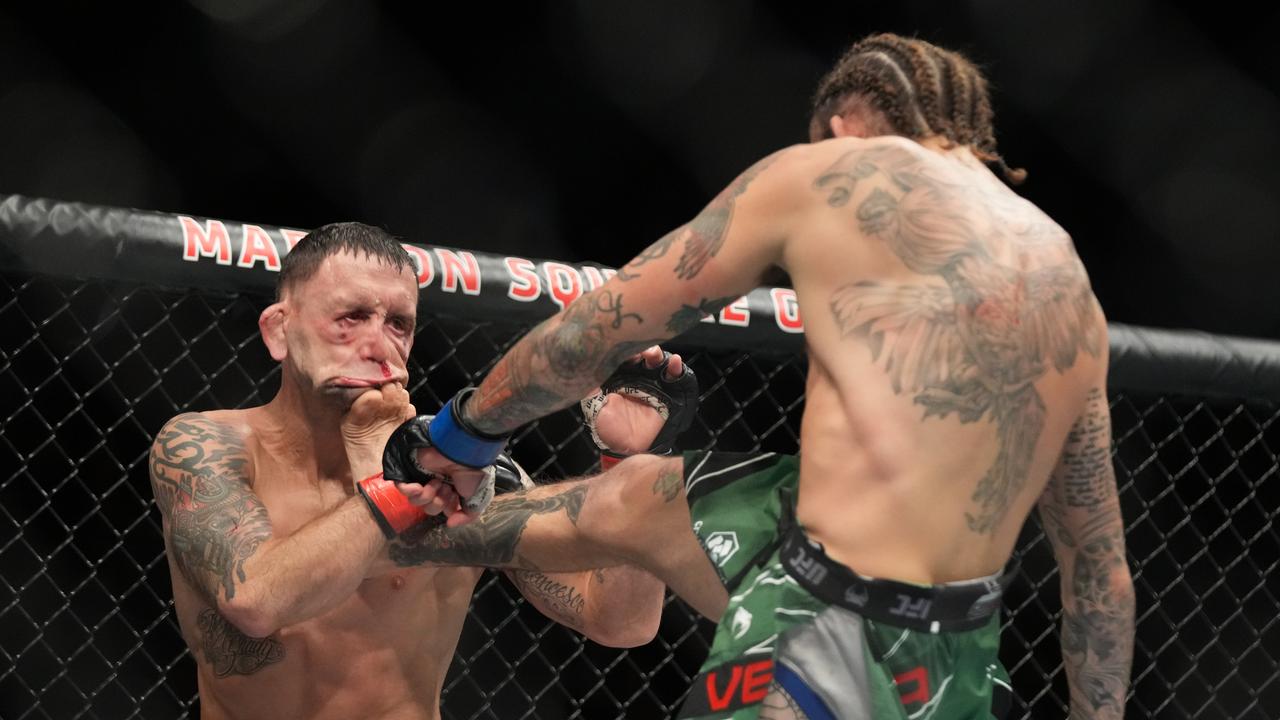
{"left": 810, "top": 33, "right": 1026, "bottom": 184}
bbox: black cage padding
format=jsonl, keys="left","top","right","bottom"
{"left": 1, "top": 197, "right": 1277, "bottom": 719}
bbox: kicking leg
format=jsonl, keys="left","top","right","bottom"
{"left": 381, "top": 454, "right": 728, "bottom": 619}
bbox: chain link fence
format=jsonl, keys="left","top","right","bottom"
{"left": 1, "top": 268, "right": 1277, "bottom": 719}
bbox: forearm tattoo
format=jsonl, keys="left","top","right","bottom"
{"left": 1057, "top": 389, "right": 1115, "bottom": 508}
{"left": 465, "top": 291, "right": 665, "bottom": 435}
{"left": 1060, "top": 525, "right": 1133, "bottom": 718}
{"left": 1040, "top": 389, "right": 1133, "bottom": 718}
{"left": 467, "top": 153, "right": 777, "bottom": 436}
{"left": 388, "top": 484, "right": 589, "bottom": 569}
{"left": 820, "top": 146, "right": 1104, "bottom": 534}
{"left": 149, "top": 414, "right": 271, "bottom": 605}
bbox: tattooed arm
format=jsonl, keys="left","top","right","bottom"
{"left": 507, "top": 566, "right": 664, "bottom": 647}
{"left": 1038, "top": 382, "right": 1135, "bottom": 719}
{"left": 379, "top": 455, "right": 729, "bottom": 619}
{"left": 149, "top": 413, "right": 386, "bottom": 638}
{"left": 457, "top": 148, "right": 803, "bottom": 437}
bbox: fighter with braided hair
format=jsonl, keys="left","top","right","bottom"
{"left": 385, "top": 33, "right": 1134, "bottom": 719}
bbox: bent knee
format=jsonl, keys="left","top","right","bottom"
{"left": 581, "top": 454, "right": 686, "bottom": 555}
{"left": 609, "top": 454, "right": 687, "bottom": 510}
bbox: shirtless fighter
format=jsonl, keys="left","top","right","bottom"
{"left": 381, "top": 34, "right": 1136, "bottom": 719}
{"left": 147, "top": 222, "right": 688, "bottom": 719}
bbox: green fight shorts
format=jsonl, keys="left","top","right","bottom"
{"left": 677, "top": 451, "right": 1015, "bottom": 720}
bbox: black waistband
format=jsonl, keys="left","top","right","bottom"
{"left": 779, "top": 523, "right": 1016, "bottom": 633}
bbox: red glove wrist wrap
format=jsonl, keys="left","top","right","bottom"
{"left": 357, "top": 472, "right": 426, "bottom": 539}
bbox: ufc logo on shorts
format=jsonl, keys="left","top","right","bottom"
{"left": 890, "top": 594, "right": 933, "bottom": 620}
{"left": 786, "top": 545, "right": 828, "bottom": 585}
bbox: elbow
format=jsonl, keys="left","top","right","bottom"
{"left": 1112, "top": 566, "right": 1136, "bottom": 614}
{"left": 218, "top": 587, "right": 282, "bottom": 639}
{"left": 582, "top": 599, "right": 664, "bottom": 648}
{"left": 585, "top": 615, "right": 661, "bottom": 649}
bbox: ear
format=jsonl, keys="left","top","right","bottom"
{"left": 259, "top": 302, "right": 288, "bottom": 362}
{"left": 830, "top": 114, "right": 869, "bottom": 139}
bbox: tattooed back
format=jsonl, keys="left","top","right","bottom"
{"left": 783, "top": 136, "right": 1107, "bottom": 584}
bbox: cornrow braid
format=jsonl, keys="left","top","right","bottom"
{"left": 927, "top": 47, "right": 957, "bottom": 142}
{"left": 853, "top": 38, "right": 931, "bottom": 133}
{"left": 938, "top": 49, "right": 971, "bottom": 144}
{"left": 810, "top": 33, "right": 1026, "bottom": 185}
{"left": 900, "top": 39, "right": 949, "bottom": 139}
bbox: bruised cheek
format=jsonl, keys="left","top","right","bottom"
{"left": 300, "top": 323, "right": 361, "bottom": 369}
{"left": 321, "top": 322, "right": 358, "bottom": 347}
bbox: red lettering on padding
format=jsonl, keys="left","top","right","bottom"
{"left": 237, "top": 225, "right": 280, "bottom": 271}
{"left": 771, "top": 288, "right": 803, "bottom": 332}
{"left": 280, "top": 228, "right": 307, "bottom": 252}
{"left": 435, "top": 249, "right": 481, "bottom": 295}
{"left": 402, "top": 245, "right": 434, "bottom": 288}
{"left": 179, "top": 217, "right": 232, "bottom": 265}
{"left": 506, "top": 257, "right": 540, "bottom": 301}
{"left": 543, "top": 262, "right": 583, "bottom": 310}
{"left": 719, "top": 296, "right": 750, "bottom": 327}
{"left": 581, "top": 265, "right": 607, "bottom": 291}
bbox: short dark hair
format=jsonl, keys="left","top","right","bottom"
{"left": 810, "top": 33, "right": 1026, "bottom": 184}
{"left": 277, "top": 222, "right": 414, "bottom": 300}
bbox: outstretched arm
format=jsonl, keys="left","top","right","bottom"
{"left": 378, "top": 455, "right": 727, "bottom": 619}
{"left": 1038, "top": 379, "right": 1135, "bottom": 719}
{"left": 460, "top": 149, "right": 798, "bottom": 436}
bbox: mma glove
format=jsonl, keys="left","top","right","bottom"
{"left": 580, "top": 351, "right": 699, "bottom": 469}
{"left": 357, "top": 404, "right": 527, "bottom": 539}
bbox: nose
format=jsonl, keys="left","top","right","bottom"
{"left": 355, "top": 319, "right": 399, "bottom": 367}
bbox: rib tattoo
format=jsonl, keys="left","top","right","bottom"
{"left": 197, "top": 609, "right": 285, "bottom": 677}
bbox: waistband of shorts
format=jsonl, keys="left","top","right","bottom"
{"left": 779, "top": 522, "right": 1016, "bottom": 633}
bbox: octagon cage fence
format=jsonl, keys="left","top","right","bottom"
{"left": 0, "top": 196, "right": 1277, "bottom": 719}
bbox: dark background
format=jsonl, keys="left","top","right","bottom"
{"left": 2, "top": 4, "right": 1279, "bottom": 718}
{"left": 2, "top": 0, "right": 1278, "bottom": 339}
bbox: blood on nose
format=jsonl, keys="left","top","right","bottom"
{"left": 380, "top": 361, "right": 392, "bottom": 379}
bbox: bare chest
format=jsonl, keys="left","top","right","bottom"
{"left": 190, "top": 470, "right": 484, "bottom": 717}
